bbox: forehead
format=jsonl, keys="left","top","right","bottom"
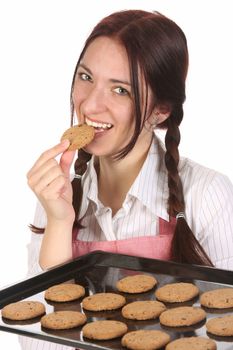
{"left": 80, "top": 36, "right": 130, "bottom": 80}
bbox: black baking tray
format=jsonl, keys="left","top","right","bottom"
{"left": 1, "top": 251, "right": 233, "bottom": 349}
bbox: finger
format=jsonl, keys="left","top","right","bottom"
{"left": 27, "top": 139, "right": 70, "bottom": 178}
{"left": 32, "top": 165, "right": 66, "bottom": 195}
{"left": 27, "top": 158, "right": 59, "bottom": 189}
{"left": 40, "top": 175, "right": 69, "bottom": 202}
{"left": 60, "top": 149, "right": 76, "bottom": 177}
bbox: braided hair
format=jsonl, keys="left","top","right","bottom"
{"left": 164, "top": 110, "right": 213, "bottom": 265}
{"left": 72, "top": 149, "right": 91, "bottom": 229}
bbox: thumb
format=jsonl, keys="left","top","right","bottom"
{"left": 60, "top": 149, "right": 76, "bottom": 176}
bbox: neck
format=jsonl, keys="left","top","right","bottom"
{"left": 97, "top": 133, "right": 153, "bottom": 215}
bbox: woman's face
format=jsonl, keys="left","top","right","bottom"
{"left": 72, "top": 36, "right": 152, "bottom": 157}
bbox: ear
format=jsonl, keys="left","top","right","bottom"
{"left": 154, "top": 106, "right": 170, "bottom": 125}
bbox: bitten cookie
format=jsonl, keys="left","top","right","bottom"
{"left": 159, "top": 306, "right": 206, "bottom": 327}
{"left": 206, "top": 315, "right": 233, "bottom": 336}
{"left": 61, "top": 124, "right": 94, "bottom": 150}
{"left": 122, "top": 300, "right": 166, "bottom": 320}
{"left": 44, "top": 283, "right": 85, "bottom": 302}
{"left": 82, "top": 320, "right": 128, "bottom": 340}
{"left": 116, "top": 274, "right": 157, "bottom": 294}
{"left": 200, "top": 288, "right": 233, "bottom": 309}
{"left": 155, "top": 282, "right": 199, "bottom": 303}
{"left": 41, "top": 310, "right": 87, "bottom": 330}
{"left": 1, "top": 301, "right": 45, "bottom": 321}
{"left": 121, "top": 329, "right": 170, "bottom": 350}
{"left": 165, "top": 336, "right": 217, "bottom": 350}
{"left": 82, "top": 292, "right": 126, "bottom": 311}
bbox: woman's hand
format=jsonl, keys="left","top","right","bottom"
{"left": 27, "top": 139, "right": 76, "bottom": 225}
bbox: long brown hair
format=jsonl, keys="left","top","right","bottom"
{"left": 33, "top": 10, "right": 213, "bottom": 267}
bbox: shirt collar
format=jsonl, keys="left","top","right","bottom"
{"left": 127, "top": 135, "right": 169, "bottom": 221}
{"left": 78, "top": 157, "right": 99, "bottom": 218}
{"left": 79, "top": 134, "right": 169, "bottom": 221}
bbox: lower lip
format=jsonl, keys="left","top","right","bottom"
{"left": 93, "top": 128, "right": 112, "bottom": 137}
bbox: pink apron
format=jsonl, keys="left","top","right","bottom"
{"left": 72, "top": 217, "right": 176, "bottom": 260}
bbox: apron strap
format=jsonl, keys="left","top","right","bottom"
{"left": 159, "top": 216, "right": 176, "bottom": 235}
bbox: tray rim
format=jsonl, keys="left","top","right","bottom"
{"left": 1, "top": 250, "right": 233, "bottom": 308}
{"left": 1, "top": 250, "right": 233, "bottom": 349}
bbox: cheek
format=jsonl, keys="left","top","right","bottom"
{"left": 72, "top": 91, "right": 84, "bottom": 122}
{"left": 72, "top": 89, "right": 83, "bottom": 107}
{"left": 124, "top": 107, "right": 135, "bottom": 127}
{"left": 117, "top": 111, "right": 135, "bottom": 136}
{"left": 72, "top": 81, "right": 90, "bottom": 105}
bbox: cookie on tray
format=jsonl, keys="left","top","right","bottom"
{"left": 165, "top": 336, "right": 217, "bottom": 350}
{"left": 159, "top": 306, "right": 206, "bottom": 327}
{"left": 206, "top": 315, "right": 233, "bottom": 336}
{"left": 82, "top": 292, "right": 126, "bottom": 311}
{"left": 61, "top": 124, "right": 94, "bottom": 150}
{"left": 1, "top": 301, "right": 45, "bottom": 321}
{"left": 200, "top": 288, "right": 233, "bottom": 309}
{"left": 44, "top": 283, "right": 85, "bottom": 302}
{"left": 116, "top": 274, "right": 157, "bottom": 294}
{"left": 82, "top": 320, "right": 127, "bottom": 340}
{"left": 121, "top": 329, "right": 170, "bottom": 350}
{"left": 122, "top": 300, "right": 166, "bottom": 320}
{"left": 155, "top": 282, "right": 199, "bottom": 303}
{"left": 41, "top": 310, "right": 87, "bottom": 330}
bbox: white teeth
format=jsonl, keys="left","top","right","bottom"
{"left": 85, "top": 117, "right": 112, "bottom": 129}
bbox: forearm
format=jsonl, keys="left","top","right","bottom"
{"left": 39, "top": 219, "right": 73, "bottom": 270}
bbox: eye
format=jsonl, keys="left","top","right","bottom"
{"left": 113, "top": 86, "right": 129, "bottom": 96}
{"left": 78, "top": 72, "right": 92, "bottom": 82}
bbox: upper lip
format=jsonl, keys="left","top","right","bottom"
{"left": 85, "top": 116, "right": 113, "bottom": 129}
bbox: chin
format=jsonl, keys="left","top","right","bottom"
{"left": 83, "top": 144, "right": 114, "bottom": 157}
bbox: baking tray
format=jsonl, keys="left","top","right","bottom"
{"left": 1, "top": 251, "right": 233, "bottom": 349}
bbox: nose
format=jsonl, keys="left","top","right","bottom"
{"left": 81, "top": 85, "right": 107, "bottom": 116}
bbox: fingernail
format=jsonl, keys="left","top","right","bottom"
{"left": 61, "top": 138, "right": 70, "bottom": 147}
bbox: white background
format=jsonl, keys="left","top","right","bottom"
{"left": 0, "top": 0, "right": 232, "bottom": 347}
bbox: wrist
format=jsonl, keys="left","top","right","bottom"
{"left": 46, "top": 218, "right": 74, "bottom": 234}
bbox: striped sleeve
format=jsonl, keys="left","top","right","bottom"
{"left": 26, "top": 201, "right": 46, "bottom": 277}
{"left": 198, "top": 173, "right": 233, "bottom": 269}
{"left": 18, "top": 336, "right": 74, "bottom": 350}
{"left": 19, "top": 202, "right": 74, "bottom": 350}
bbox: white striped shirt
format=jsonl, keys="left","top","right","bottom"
{"left": 78, "top": 135, "right": 233, "bottom": 269}
{"left": 19, "top": 134, "right": 233, "bottom": 350}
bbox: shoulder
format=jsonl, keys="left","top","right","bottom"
{"left": 179, "top": 157, "right": 233, "bottom": 197}
{"left": 179, "top": 157, "right": 233, "bottom": 228}
{"left": 178, "top": 158, "right": 233, "bottom": 246}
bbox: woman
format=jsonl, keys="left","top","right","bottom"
{"left": 20, "top": 8, "right": 233, "bottom": 349}
{"left": 27, "top": 8, "right": 233, "bottom": 271}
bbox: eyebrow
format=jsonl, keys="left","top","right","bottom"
{"left": 78, "top": 63, "right": 131, "bottom": 86}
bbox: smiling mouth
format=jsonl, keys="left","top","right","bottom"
{"left": 85, "top": 116, "right": 113, "bottom": 130}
